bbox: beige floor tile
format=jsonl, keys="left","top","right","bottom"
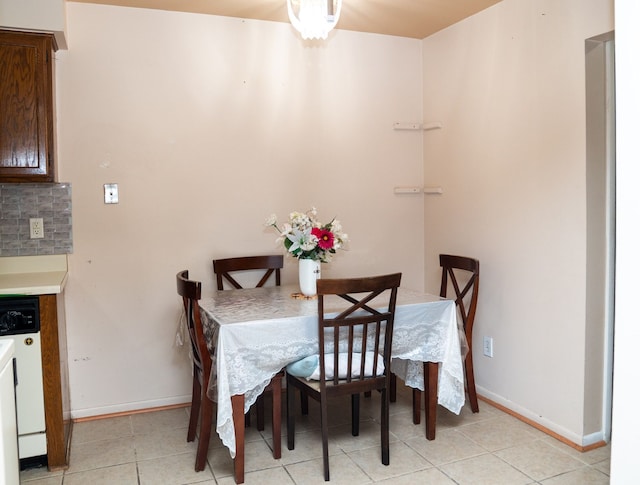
{"left": 66, "top": 435, "right": 136, "bottom": 473}
{"left": 386, "top": 410, "right": 429, "bottom": 440}
{"left": 435, "top": 400, "right": 500, "bottom": 430}
{"left": 376, "top": 466, "right": 458, "bottom": 484}
{"left": 17, "top": 475, "right": 63, "bottom": 485}
{"left": 130, "top": 407, "right": 191, "bottom": 435}
{"left": 285, "top": 453, "right": 372, "bottom": 484}
{"left": 206, "top": 443, "right": 235, "bottom": 479}
{"left": 541, "top": 437, "right": 612, "bottom": 465}
{"left": 134, "top": 426, "right": 197, "bottom": 460}
{"left": 279, "top": 428, "right": 343, "bottom": 465}
{"left": 63, "top": 462, "right": 138, "bottom": 485}
{"left": 72, "top": 415, "right": 133, "bottom": 444}
{"left": 495, "top": 439, "right": 585, "bottom": 481}
{"left": 16, "top": 464, "right": 62, "bottom": 482}
{"left": 18, "top": 395, "right": 612, "bottom": 485}
{"left": 593, "top": 458, "right": 610, "bottom": 476}
{"left": 137, "top": 451, "right": 214, "bottom": 484}
{"left": 329, "top": 419, "right": 400, "bottom": 453}
{"left": 241, "top": 437, "right": 283, "bottom": 473}
{"left": 207, "top": 437, "right": 280, "bottom": 479}
{"left": 457, "top": 414, "right": 546, "bottom": 451}
{"left": 404, "top": 428, "right": 486, "bottom": 466}
{"left": 217, "top": 465, "right": 295, "bottom": 485}
{"left": 439, "top": 453, "right": 534, "bottom": 485}
{"left": 539, "top": 466, "right": 611, "bottom": 484}
{"left": 347, "top": 441, "right": 432, "bottom": 481}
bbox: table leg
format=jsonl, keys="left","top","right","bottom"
{"left": 271, "top": 375, "right": 282, "bottom": 459}
{"left": 232, "top": 394, "right": 245, "bottom": 484}
{"left": 424, "top": 362, "right": 438, "bottom": 440}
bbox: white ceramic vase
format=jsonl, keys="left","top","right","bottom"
{"left": 298, "top": 259, "right": 321, "bottom": 296}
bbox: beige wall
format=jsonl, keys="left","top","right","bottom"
{"left": 422, "top": 0, "right": 613, "bottom": 446}
{"left": 53, "top": 0, "right": 621, "bottom": 450}
{"left": 57, "top": 3, "right": 425, "bottom": 417}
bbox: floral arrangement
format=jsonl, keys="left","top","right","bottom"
{"left": 265, "top": 207, "right": 348, "bottom": 262}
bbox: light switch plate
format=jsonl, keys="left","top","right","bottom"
{"left": 104, "top": 183, "right": 119, "bottom": 204}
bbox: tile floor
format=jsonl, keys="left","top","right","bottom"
{"left": 20, "top": 386, "right": 610, "bottom": 484}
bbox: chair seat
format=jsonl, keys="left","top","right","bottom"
{"left": 287, "top": 352, "right": 385, "bottom": 381}
{"left": 288, "top": 373, "right": 388, "bottom": 393}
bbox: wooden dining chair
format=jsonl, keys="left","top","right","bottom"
{"left": 213, "top": 254, "right": 282, "bottom": 291}
{"left": 286, "top": 273, "right": 402, "bottom": 481}
{"left": 176, "top": 270, "right": 214, "bottom": 471}
{"left": 212, "top": 255, "right": 292, "bottom": 429}
{"left": 177, "top": 270, "right": 282, "bottom": 472}
{"left": 437, "top": 254, "right": 480, "bottom": 413}
{"left": 389, "top": 254, "right": 480, "bottom": 437}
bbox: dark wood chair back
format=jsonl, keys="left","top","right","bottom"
{"left": 439, "top": 254, "right": 480, "bottom": 412}
{"left": 287, "top": 272, "right": 402, "bottom": 481}
{"left": 176, "top": 270, "right": 209, "bottom": 383}
{"left": 317, "top": 273, "right": 401, "bottom": 391}
{"left": 176, "top": 270, "right": 212, "bottom": 471}
{"left": 213, "top": 255, "right": 283, "bottom": 290}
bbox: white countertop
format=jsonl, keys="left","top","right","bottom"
{"left": 0, "top": 255, "right": 68, "bottom": 296}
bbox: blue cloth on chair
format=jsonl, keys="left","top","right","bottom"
{"left": 286, "top": 355, "right": 320, "bottom": 378}
{"left": 287, "top": 352, "right": 384, "bottom": 381}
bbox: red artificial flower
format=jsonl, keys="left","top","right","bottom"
{"left": 312, "top": 227, "right": 334, "bottom": 250}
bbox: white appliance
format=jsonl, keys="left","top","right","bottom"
{"left": 0, "top": 296, "right": 47, "bottom": 465}
{"left": 0, "top": 339, "right": 20, "bottom": 484}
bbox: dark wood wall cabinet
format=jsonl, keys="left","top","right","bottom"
{"left": 0, "top": 30, "right": 58, "bottom": 183}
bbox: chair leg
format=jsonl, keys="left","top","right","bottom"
{"left": 465, "top": 350, "right": 479, "bottom": 413}
{"left": 195, "top": 393, "right": 213, "bottom": 472}
{"left": 301, "top": 391, "right": 309, "bottom": 415}
{"left": 424, "top": 362, "right": 438, "bottom": 440}
{"left": 351, "top": 394, "right": 360, "bottom": 436}
{"left": 390, "top": 373, "right": 397, "bottom": 403}
{"left": 381, "top": 388, "right": 390, "bottom": 466}
{"left": 187, "top": 375, "right": 201, "bottom": 442}
{"left": 256, "top": 395, "right": 265, "bottom": 431}
{"left": 412, "top": 388, "right": 421, "bottom": 424}
{"left": 320, "top": 395, "right": 330, "bottom": 481}
{"left": 270, "top": 376, "right": 282, "bottom": 459}
{"left": 286, "top": 378, "right": 296, "bottom": 451}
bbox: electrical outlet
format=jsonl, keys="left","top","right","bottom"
{"left": 483, "top": 336, "right": 493, "bottom": 358}
{"left": 29, "top": 218, "right": 44, "bottom": 239}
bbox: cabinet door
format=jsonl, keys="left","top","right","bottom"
{"left": 0, "top": 31, "right": 56, "bottom": 182}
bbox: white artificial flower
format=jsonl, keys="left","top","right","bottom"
{"left": 287, "top": 228, "right": 315, "bottom": 254}
{"left": 265, "top": 214, "right": 278, "bottom": 227}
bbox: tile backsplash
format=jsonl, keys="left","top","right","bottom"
{"left": 0, "top": 183, "right": 73, "bottom": 257}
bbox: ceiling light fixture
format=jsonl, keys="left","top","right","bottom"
{"left": 287, "top": 0, "right": 342, "bottom": 40}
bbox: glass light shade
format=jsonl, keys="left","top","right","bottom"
{"left": 287, "top": 0, "right": 342, "bottom": 40}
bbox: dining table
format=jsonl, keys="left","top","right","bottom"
{"left": 199, "top": 284, "right": 465, "bottom": 484}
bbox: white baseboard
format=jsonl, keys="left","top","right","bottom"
{"left": 477, "top": 385, "right": 606, "bottom": 448}
{"left": 70, "top": 395, "right": 191, "bottom": 420}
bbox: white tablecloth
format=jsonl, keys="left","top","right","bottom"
{"left": 199, "top": 285, "right": 465, "bottom": 457}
